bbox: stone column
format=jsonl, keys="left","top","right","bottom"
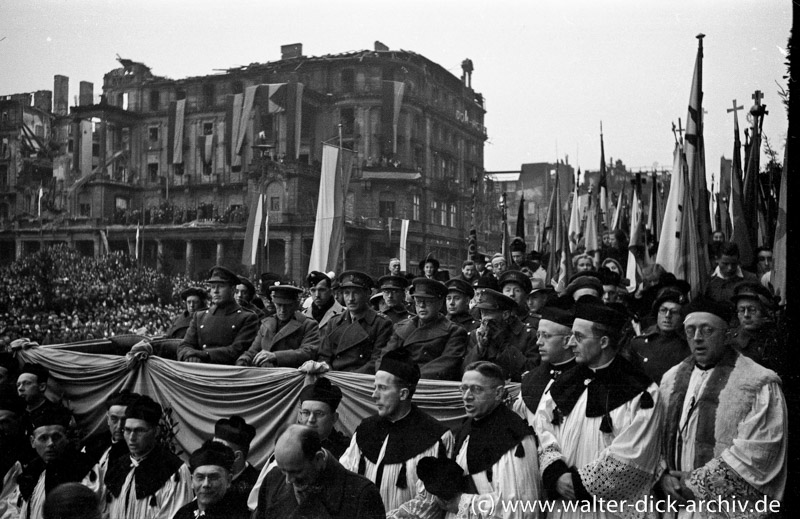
{"left": 185, "top": 240, "right": 194, "bottom": 278}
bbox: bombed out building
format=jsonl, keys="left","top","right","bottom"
{"left": 0, "top": 42, "right": 499, "bottom": 280}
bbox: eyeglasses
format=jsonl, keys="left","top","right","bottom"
{"left": 536, "top": 331, "right": 569, "bottom": 340}
{"left": 684, "top": 325, "right": 720, "bottom": 339}
{"left": 568, "top": 331, "right": 600, "bottom": 343}
{"left": 458, "top": 384, "right": 496, "bottom": 396}
{"left": 123, "top": 426, "right": 153, "bottom": 436}
{"left": 298, "top": 409, "right": 329, "bottom": 420}
{"left": 658, "top": 308, "right": 681, "bottom": 316}
{"left": 737, "top": 306, "right": 761, "bottom": 315}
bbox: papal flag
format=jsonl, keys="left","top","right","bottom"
{"left": 546, "top": 167, "right": 572, "bottom": 292}
{"left": 308, "top": 144, "right": 355, "bottom": 273}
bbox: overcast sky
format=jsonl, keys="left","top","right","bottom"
{"left": 0, "top": 0, "right": 790, "bottom": 183}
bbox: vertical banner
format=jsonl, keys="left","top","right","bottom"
{"left": 381, "top": 81, "right": 405, "bottom": 155}
{"left": 308, "top": 145, "right": 354, "bottom": 273}
{"left": 241, "top": 192, "right": 263, "bottom": 267}
{"left": 135, "top": 223, "right": 140, "bottom": 260}
{"left": 229, "top": 93, "right": 244, "bottom": 167}
{"left": 400, "top": 219, "right": 410, "bottom": 272}
{"left": 168, "top": 99, "right": 186, "bottom": 164}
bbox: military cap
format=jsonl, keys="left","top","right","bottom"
{"left": 499, "top": 269, "right": 532, "bottom": 294}
{"left": 180, "top": 287, "right": 208, "bottom": 301}
{"left": 416, "top": 456, "right": 466, "bottom": 500}
{"left": 411, "top": 278, "right": 447, "bottom": 299}
{"left": 731, "top": 281, "right": 776, "bottom": 310}
{"left": 445, "top": 279, "right": 474, "bottom": 299}
{"left": 31, "top": 405, "right": 72, "bottom": 431}
{"left": 299, "top": 377, "right": 343, "bottom": 412}
{"left": 565, "top": 272, "right": 604, "bottom": 298}
{"left": 307, "top": 271, "right": 331, "bottom": 288}
{"left": 236, "top": 276, "right": 256, "bottom": 297}
{"left": 261, "top": 272, "right": 283, "bottom": 286}
{"left": 105, "top": 389, "right": 141, "bottom": 409}
{"left": 529, "top": 277, "right": 555, "bottom": 295}
{"left": 419, "top": 256, "right": 440, "bottom": 271}
{"left": 475, "top": 288, "right": 517, "bottom": 312}
{"left": 379, "top": 348, "right": 421, "bottom": 386}
{"left": 686, "top": 296, "right": 734, "bottom": 324}
{"left": 124, "top": 395, "right": 162, "bottom": 426}
{"left": 190, "top": 439, "right": 235, "bottom": 473}
{"left": 337, "top": 270, "right": 374, "bottom": 290}
{"left": 509, "top": 237, "right": 527, "bottom": 253}
{"left": 651, "top": 287, "right": 687, "bottom": 315}
{"left": 269, "top": 284, "right": 303, "bottom": 304}
{"left": 378, "top": 275, "right": 409, "bottom": 291}
{"left": 19, "top": 363, "right": 49, "bottom": 384}
{"left": 214, "top": 415, "right": 256, "bottom": 450}
{"left": 473, "top": 274, "right": 500, "bottom": 291}
{"left": 574, "top": 299, "right": 628, "bottom": 329}
{"left": 207, "top": 265, "right": 239, "bottom": 285}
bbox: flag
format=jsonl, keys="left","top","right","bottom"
{"left": 683, "top": 34, "right": 712, "bottom": 277}
{"left": 199, "top": 135, "right": 215, "bottom": 165}
{"left": 611, "top": 186, "right": 625, "bottom": 231}
{"left": 264, "top": 211, "right": 269, "bottom": 247}
{"left": 515, "top": 194, "right": 526, "bottom": 241}
{"left": 584, "top": 196, "right": 600, "bottom": 255}
{"left": 167, "top": 99, "right": 186, "bottom": 164}
{"left": 599, "top": 123, "right": 610, "bottom": 230}
{"left": 400, "top": 219, "right": 410, "bottom": 272}
{"left": 100, "top": 229, "right": 109, "bottom": 256}
{"left": 656, "top": 142, "right": 706, "bottom": 297}
{"left": 227, "top": 93, "right": 244, "bottom": 167}
{"left": 308, "top": 144, "right": 355, "bottom": 273}
{"left": 382, "top": 81, "right": 405, "bottom": 156}
{"left": 38, "top": 186, "right": 44, "bottom": 217}
{"left": 771, "top": 145, "right": 787, "bottom": 303}
{"left": 241, "top": 193, "right": 264, "bottom": 266}
{"left": 728, "top": 97, "right": 754, "bottom": 266}
{"left": 646, "top": 170, "right": 662, "bottom": 246}
{"left": 568, "top": 179, "right": 581, "bottom": 252}
{"left": 626, "top": 183, "right": 648, "bottom": 292}
{"left": 546, "top": 167, "right": 572, "bottom": 291}
{"left": 135, "top": 223, "right": 140, "bottom": 260}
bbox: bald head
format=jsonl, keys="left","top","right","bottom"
{"left": 274, "top": 425, "right": 325, "bottom": 491}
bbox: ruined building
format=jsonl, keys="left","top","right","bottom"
{"left": 0, "top": 42, "right": 496, "bottom": 280}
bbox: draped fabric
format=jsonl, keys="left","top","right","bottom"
{"left": 15, "top": 346, "right": 493, "bottom": 468}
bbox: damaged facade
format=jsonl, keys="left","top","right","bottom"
{"left": 0, "top": 43, "right": 498, "bottom": 280}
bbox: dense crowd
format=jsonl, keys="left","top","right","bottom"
{"left": 0, "top": 245, "right": 192, "bottom": 349}
{"left": 112, "top": 201, "right": 248, "bottom": 226}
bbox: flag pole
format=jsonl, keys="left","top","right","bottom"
{"left": 339, "top": 123, "right": 346, "bottom": 272}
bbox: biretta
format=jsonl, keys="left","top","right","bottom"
{"left": 379, "top": 348, "right": 420, "bottom": 386}
{"left": 299, "top": 377, "right": 343, "bottom": 412}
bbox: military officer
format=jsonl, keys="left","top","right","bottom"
{"left": 165, "top": 287, "right": 208, "bottom": 339}
{"left": 177, "top": 266, "right": 260, "bottom": 365}
{"left": 318, "top": 271, "right": 393, "bottom": 374}
{"left": 499, "top": 269, "right": 537, "bottom": 330}
{"left": 236, "top": 285, "right": 321, "bottom": 368}
{"left": 462, "top": 288, "right": 539, "bottom": 382}
{"left": 379, "top": 278, "right": 468, "bottom": 381}
{"left": 377, "top": 275, "right": 411, "bottom": 324}
{"left": 444, "top": 278, "right": 478, "bottom": 332}
{"left": 303, "top": 271, "right": 344, "bottom": 333}
{"left": 629, "top": 288, "right": 690, "bottom": 383}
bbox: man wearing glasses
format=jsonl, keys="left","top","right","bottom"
{"left": 659, "top": 298, "right": 787, "bottom": 515}
{"left": 392, "top": 361, "right": 541, "bottom": 517}
{"left": 729, "top": 281, "right": 783, "bottom": 377}
{"left": 514, "top": 296, "right": 577, "bottom": 424}
{"left": 379, "top": 278, "right": 467, "bottom": 381}
{"left": 103, "top": 395, "right": 192, "bottom": 519}
{"left": 340, "top": 349, "right": 453, "bottom": 513}
{"left": 629, "top": 287, "right": 690, "bottom": 384}
{"left": 247, "top": 378, "right": 350, "bottom": 512}
{"left": 534, "top": 299, "right": 663, "bottom": 514}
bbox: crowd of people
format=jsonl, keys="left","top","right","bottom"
{"left": 112, "top": 202, "right": 249, "bottom": 226}
{"left": 0, "top": 229, "right": 790, "bottom": 518}
{"left": 0, "top": 245, "right": 192, "bottom": 349}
